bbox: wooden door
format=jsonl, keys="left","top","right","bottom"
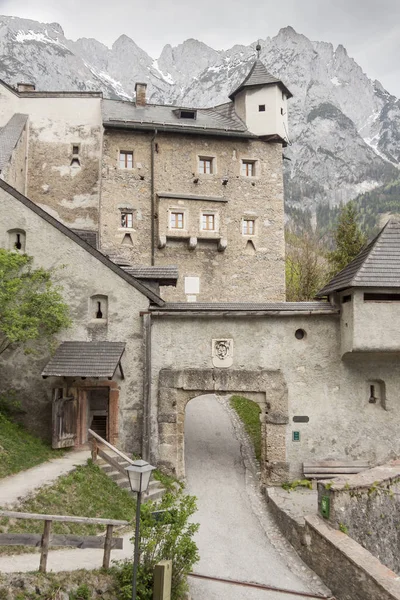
{"left": 52, "top": 393, "right": 77, "bottom": 448}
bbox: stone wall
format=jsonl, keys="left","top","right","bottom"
{"left": 318, "top": 461, "right": 400, "bottom": 574}
{"left": 2, "top": 121, "right": 28, "bottom": 194}
{"left": 101, "top": 129, "right": 285, "bottom": 302}
{"left": 19, "top": 96, "right": 102, "bottom": 230}
{"left": 0, "top": 185, "right": 149, "bottom": 452}
{"left": 268, "top": 488, "right": 400, "bottom": 600}
{"left": 150, "top": 311, "right": 400, "bottom": 482}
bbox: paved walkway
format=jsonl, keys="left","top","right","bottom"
{"left": 0, "top": 450, "right": 91, "bottom": 507}
{"left": 0, "top": 449, "right": 135, "bottom": 572}
{"left": 185, "top": 395, "right": 330, "bottom": 600}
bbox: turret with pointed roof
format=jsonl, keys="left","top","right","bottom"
{"left": 230, "top": 58, "right": 292, "bottom": 143}
{"left": 317, "top": 218, "right": 400, "bottom": 297}
{"left": 229, "top": 59, "right": 292, "bottom": 101}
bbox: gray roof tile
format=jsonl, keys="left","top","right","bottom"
{"left": 71, "top": 229, "right": 98, "bottom": 249}
{"left": 102, "top": 98, "right": 254, "bottom": 137}
{"left": 122, "top": 266, "right": 178, "bottom": 282}
{"left": 317, "top": 219, "right": 400, "bottom": 296}
{"left": 150, "top": 302, "right": 337, "bottom": 313}
{"left": 0, "top": 114, "right": 28, "bottom": 171}
{"left": 229, "top": 60, "right": 293, "bottom": 100}
{"left": 42, "top": 342, "right": 126, "bottom": 378}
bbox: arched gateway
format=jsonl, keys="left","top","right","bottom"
{"left": 156, "top": 368, "right": 289, "bottom": 485}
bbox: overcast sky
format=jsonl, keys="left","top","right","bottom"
{"left": 1, "top": 0, "right": 399, "bottom": 96}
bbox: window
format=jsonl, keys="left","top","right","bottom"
{"left": 364, "top": 293, "right": 400, "bottom": 302}
{"left": 242, "top": 219, "right": 255, "bottom": 235}
{"left": 170, "top": 211, "right": 184, "bottom": 229}
{"left": 201, "top": 213, "right": 215, "bottom": 231}
{"left": 180, "top": 110, "right": 197, "bottom": 119}
{"left": 119, "top": 150, "right": 133, "bottom": 169}
{"left": 342, "top": 295, "right": 352, "bottom": 303}
{"left": 121, "top": 212, "right": 133, "bottom": 228}
{"left": 90, "top": 295, "right": 108, "bottom": 322}
{"left": 281, "top": 108, "right": 284, "bottom": 115}
{"left": 259, "top": 104, "right": 265, "bottom": 112}
{"left": 199, "top": 157, "right": 213, "bottom": 174}
{"left": 72, "top": 145, "right": 80, "bottom": 155}
{"left": 241, "top": 160, "right": 256, "bottom": 177}
{"left": 8, "top": 229, "right": 26, "bottom": 252}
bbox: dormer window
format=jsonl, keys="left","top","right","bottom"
{"left": 179, "top": 109, "right": 197, "bottom": 120}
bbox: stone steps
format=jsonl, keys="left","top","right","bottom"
{"left": 96, "top": 454, "right": 165, "bottom": 503}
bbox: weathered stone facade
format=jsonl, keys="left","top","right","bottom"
{"left": 101, "top": 130, "right": 285, "bottom": 301}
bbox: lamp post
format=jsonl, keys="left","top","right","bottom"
{"left": 125, "top": 460, "right": 156, "bottom": 600}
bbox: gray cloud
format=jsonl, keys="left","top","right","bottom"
{"left": 0, "top": 0, "right": 399, "bottom": 95}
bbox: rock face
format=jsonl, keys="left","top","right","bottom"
{"left": 0, "top": 15, "right": 399, "bottom": 219}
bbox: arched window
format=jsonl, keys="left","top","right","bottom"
{"left": 90, "top": 295, "right": 108, "bottom": 323}
{"left": 8, "top": 229, "right": 26, "bottom": 252}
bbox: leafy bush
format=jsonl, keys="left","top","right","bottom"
{"left": 113, "top": 487, "right": 199, "bottom": 600}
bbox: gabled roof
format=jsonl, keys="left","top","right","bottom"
{"left": 317, "top": 219, "right": 400, "bottom": 297}
{"left": 42, "top": 342, "right": 125, "bottom": 378}
{"left": 102, "top": 99, "right": 256, "bottom": 139}
{"left": 0, "top": 114, "right": 28, "bottom": 172}
{"left": 0, "top": 179, "right": 164, "bottom": 306}
{"left": 229, "top": 60, "right": 293, "bottom": 100}
{"left": 150, "top": 302, "right": 337, "bottom": 314}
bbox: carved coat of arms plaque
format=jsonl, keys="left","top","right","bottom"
{"left": 212, "top": 339, "right": 233, "bottom": 368}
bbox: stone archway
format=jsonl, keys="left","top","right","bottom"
{"left": 157, "top": 368, "right": 289, "bottom": 485}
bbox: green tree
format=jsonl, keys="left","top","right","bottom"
{"left": 327, "top": 202, "right": 366, "bottom": 277}
{"left": 114, "top": 486, "right": 200, "bottom": 600}
{"left": 0, "top": 249, "right": 71, "bottom": 355}
{"left": 285, "top": 231, "right": 328, "bottom": 301}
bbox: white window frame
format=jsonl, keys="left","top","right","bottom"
{"left": 119, "top": 150, "right": 134, "bottom": 169}
{"left": 242, "top": 218, "right": 256, "bottom": 236}
{"left": 241, "top": 160, "right": 256, "bottom": 177}
{"left": 198, "top": 156, "right": 214, "bottom": 175}
{"left": 120, "top": 211, "right": 134, "bottom": 229}
{"left": 169, "top": 208, "right": 187, "bottom": 231}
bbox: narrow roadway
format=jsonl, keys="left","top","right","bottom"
{"left": 185, "top": 395, "right": 329, "bottom": 600}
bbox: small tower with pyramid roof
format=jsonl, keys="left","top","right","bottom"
{"left": 230, "top": 50, "right": 292, "bottom": 143}
{"left": 317, "top": 218, "right": 400, "bottom": 356}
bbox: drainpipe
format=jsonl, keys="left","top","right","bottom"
{"left": 150, "top": 129, "right": 158, "bottom": 266}
{"left": 141, "top": 311, "right": 152, "bottom": 460}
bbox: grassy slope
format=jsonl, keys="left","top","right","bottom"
{"left": 230, "top": 395, "right": 261, "bottom": 460}
{"left": 0, "top": 461, "right": 136, "bottom": 555}
{"left": 0, "top": 413, "right": 64, "bottom": 478}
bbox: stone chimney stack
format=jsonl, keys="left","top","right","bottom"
{"left": 135, "top": 82, "right": 147, "bottom": 107}
{"left": 17, "top": 83, "right": 36, "bottom": 92}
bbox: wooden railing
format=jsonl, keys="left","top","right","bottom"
{"left": 88, "top": 428, "right": 135, "bottom": 476}
{"left": 0, "top": 510, "right": 129, "bottom": 572}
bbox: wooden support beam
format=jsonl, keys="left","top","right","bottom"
{"left": 39, "top": 520, "right": 52, "bottom": 573}
{"left": 103, "top": 524, "right": 114, "bottom": 569}
{"left": 0, "top": 533, "right": 123, "bottom": 550}
{"left": 0, "top": 510, "right": 128, "bottom": 526}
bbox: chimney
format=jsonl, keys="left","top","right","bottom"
{"left": 135, "top": 82, "right": 147, "bottom": 107}
{"left": 17, "top": 82, "right": 36, "bottom": 92}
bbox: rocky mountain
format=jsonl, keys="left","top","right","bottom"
{"left": 0, "top": 15, "right": 399, "bottom": 229}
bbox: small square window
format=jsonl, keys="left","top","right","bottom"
{"left": 170, "top": 211, "right": 184, "bottom": 229}
{"left": 119, "top": 150, "right": 133, "bottom": 169}
{"left": 201, "top": 213, "right": 215, "bottom": 231}
{"left": 72, "top": 145, "right": 80, "bottom": 155}
{"left": 199, "top": 157, "right": 213, "bottom": 174}
{"left": 121, "top": 212, "right": 133, "bottom": 228}
{"left": 241, "top": 160, "right": 256, "bottom": 177}
{"left": 242, "top": 219, "right": 255, "bottom": 235}
{"left": 259, "top": 105, "right": 265, "bottom": 112}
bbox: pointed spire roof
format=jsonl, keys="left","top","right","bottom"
{"left": 229, "top": 59, "right": 293, "bottom": 101}
{"left": 316, "top": 218, "right": 400, "bottom": 297}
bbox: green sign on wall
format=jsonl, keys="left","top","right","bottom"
{"left": 320, "top": 495, "right": 330, "bottom": 519}
{"left": 292, "top": 431, "right": 300, "bottom": 442}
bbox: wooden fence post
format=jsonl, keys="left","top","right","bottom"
{"left": 91, "top": 437, "right": 98, "bottom": 462}
{"left": 102, "top": 524, "right": 114, "bottom": 569}
{"left": 39, "top": 520, "right": 52, "bottom": 573}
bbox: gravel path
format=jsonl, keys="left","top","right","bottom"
{"left": 185, "top": 394, "right": 331, "bottom": 600}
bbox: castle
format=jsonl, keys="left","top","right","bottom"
{"left": 1, "top": 57, "right": 400, "bottom": 485}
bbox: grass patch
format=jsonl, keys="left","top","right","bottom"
{"left": 0, "top": 569, "right": 116, "bottom": 599}
{"left": 0, "top": 413, "right": 65, "bottom": 479}
{"left": 230, "top": 395, "right": 261, "bottom": 460}
{"left": 0, "top": 460, "right": 136, "bottom": 555}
